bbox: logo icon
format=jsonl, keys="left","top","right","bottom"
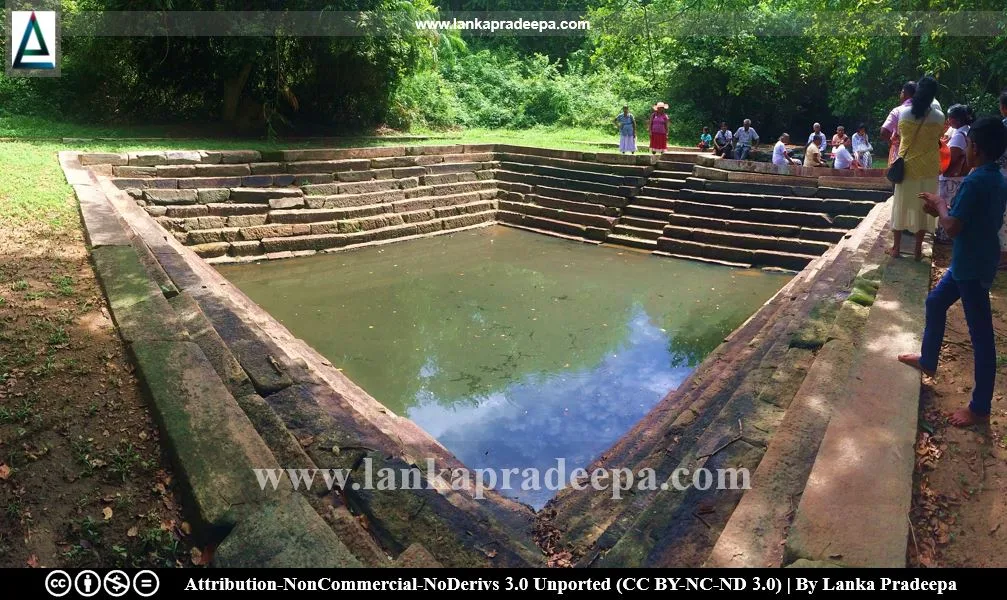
{"left": 133, "top": 570, "right": 160, "bottom": 598}
{"left": 103, "top": 570, "right": 132, "bottom": 598}
{"left": 9, "top": 10, "right": 57, "bottom": 71}
{"left": 44, "top": 570, "right": 72, "bottom": 597}
{"left": 74, "top": 570, "right": 101, "bottom": 597}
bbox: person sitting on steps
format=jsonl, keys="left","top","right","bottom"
{"left": 713, "top": 122, "right": 733, "bottom": 157}
{"left": 898, "top": 116, "right": 1007, "bottom": 427}
{"left": 772, "top": 133, "right": 801, "bottom": 166}
{"left": 734, "top": 119, "right": 759, "bottom": 160}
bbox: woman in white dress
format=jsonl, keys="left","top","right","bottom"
{"left": 935, "top": 104, "right": 973, "bottom": 244}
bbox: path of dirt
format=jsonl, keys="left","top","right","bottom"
{"left": 0, "top": 215, "right": 197, "bottom": 568}
{"left": 909, "top": 243, "right": 1007, "bottom": 567}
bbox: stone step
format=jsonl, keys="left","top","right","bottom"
{"left": 661, "top": 225, "right": 832, "bottom": 256}
{"left": 656, "top": 237, "right": 816, "bottom": 270}
{"left": 623, "top": 204, "right": 674, "bottom": 221}
{"left": 498, "top": 161, "right": 643, "bottom": 187}
{"left": 618, "top": 215, "right": 668, "bottom": 231}
{"left": 531, "top": 185, "right": 629, "bottom": 209}
{"left": 497, "top": 221, "right": 602, "bottom": 245}
{"left": 496, "top": 170, "right": 634, "bottom": 199}
{"left": 253, "top": 211, "right": 496, "bottom": 254}
{"left": 654, "top": 159, "right": 696, "bottom": 173}
{"left": 635, "top": 186, "right": 681, "bottom": 201}
{"left": 652, "top": 251, "right": 752, "bottom": 269}
{"left": 646, "top": 177, "right": 687, "bottom": 191}
{"left": 605, "top": 233, "right": 658, "bottom": 250}
{"left": 670, "top": 199, "right": 837, "bottom": 228}
{"left": 495, "top": 152, "right": 652, "bottom": 177}
{"left": 530, "top": 194, "right": 618, "bottom": 217}
{"left": 498, "top": 200, "right": 616, "bottom": 229}
{"left": 612, "top": 224, "right": 663, "bottom": 240}
{"left": 686, "top": 177, "right": 891, "bottom": 202}
{"left": 497, "top": 210, "right": 607, "bottom": 241}
{"left": 269, "top": 204, "right": 390, "bottom": 224}
{"left": 633, "top": 195, "right": 677, "bottom": 210}
{"left": 680, "top": 189, "right": 875, "bottom": 216}
{"left": 667, "top": 214, "right": 848, "bottom": 243}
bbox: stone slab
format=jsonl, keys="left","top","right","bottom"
{"left": 214, "top": 494, "right": 362, "bottom": 568}
{"left": 786, "top": 253, "right": 928, "bottom": 567}
{"left": 74, "top": 184, "right": 131, "bottom": 247}
{"left": 130, "top": 340, "right": 284, "bottom": 528}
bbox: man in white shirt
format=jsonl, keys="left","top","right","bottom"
{"left": 807, "top": 123, "right": 827, "bottom": 153}
{"left": 772, "top": 133, "right": 800, "bottom": 166}
{"left": 832, "top": 143, "right": 857, "bottom": 170}
{"left": 734, "top": 119, "right": 760, "bottom": 160}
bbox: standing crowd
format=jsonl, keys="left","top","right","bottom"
{"left": 617, "top": 78, "right": 1007, "bottom": 429}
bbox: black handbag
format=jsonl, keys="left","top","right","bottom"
{"left": 886, "top": 109, "right": 928, "bottom": 184}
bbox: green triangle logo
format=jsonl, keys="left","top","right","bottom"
{"left": 13, "top": 12, "right": 54, "bottom": 69}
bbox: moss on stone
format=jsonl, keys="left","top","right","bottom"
{"left": 790, "top": 299, "right": 841, "bottom": 350}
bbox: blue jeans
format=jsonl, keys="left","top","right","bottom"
{"left": 920, "top": 270, "right": 996, "bottom": 415}
{"left": 735, "top": 145, "right": 751, "bottom": 160}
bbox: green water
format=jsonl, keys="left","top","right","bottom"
{"left": 218, "top": 227, "right": 789, "bottom": 508}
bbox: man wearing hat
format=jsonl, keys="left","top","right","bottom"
{"left": 648, "top": 102, "right": 670, "bottom": 154}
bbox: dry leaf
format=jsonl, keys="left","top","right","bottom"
{"left": 102, "top": 507, "right": 113, "bottom": 521}
{"left": 26, "top": 554, "right": 40, "bottom": 568}
{"left": 127, "top": 526, "right": 139, "bottom": 538}
{"left": 191, "top": 545, "right": 214, "bottom": 566}
{"left": 0, "top": 464, "right": 10, "bottom": 480}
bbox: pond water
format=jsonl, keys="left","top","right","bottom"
{"left": 218, "top": 227, "right": 790, "bottom": 508}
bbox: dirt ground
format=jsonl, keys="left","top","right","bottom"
{"left": 909, "top": 243, "right": 1007, "bottom": 567}
{"left": 0, "top": 217, "right": 196, "bottom": 568}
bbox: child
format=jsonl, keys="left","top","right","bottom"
{"left": 698, "top": 126, "right": 713, "bottom": 151}
{"left": 898, "top": 116, "right": 1007, "bottom": 426}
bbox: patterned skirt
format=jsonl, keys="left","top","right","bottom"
{"left": 935, "top": 176, "right": 963, "bottom": 244}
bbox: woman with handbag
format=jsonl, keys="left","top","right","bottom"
{"left": 887, "top": 75, "right": 945, "bottom": 261}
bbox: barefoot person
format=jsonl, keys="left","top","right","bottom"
{"left": 648, "top": 102, "right": 670, "bottom": 154}
{"left": 616, "top": 106, "right": 637, "bottom": 154}
{"left": 899, "top": 117, "right": 1007, "bottom": 427}
{"left": 888, "top": 75, "right": 944, "bottom": 261}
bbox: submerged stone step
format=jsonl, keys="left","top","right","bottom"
{"left": 529, "top": 194, "right": 616, "bottom": 217}
{"left": 497, "top": 210, "right": 589, "bottom": 238}
{"left": 618, "top": 215, "right": 668, "bottom": 231}
{"left": 605, "top": 233, "right": 658, "bottom": 250}
{"left": 612, "top": 224, "right": 663, "bottom": 240}
{"left": 656, "top": 237, "right": 816, "bottom": 270}
{"left": 662, "top": 224, "right": 831, "bottom": 256}
{"left": 498, "top": 200, "right": 616, "bottom": 229}
{"left": 652, "top": 251, "right": 752, "bottom": 269}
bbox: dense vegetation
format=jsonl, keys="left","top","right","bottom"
{"left": 1, "top": 1, "right": 1006, "bottom": 140}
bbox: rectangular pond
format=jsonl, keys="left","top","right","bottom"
{"left": 217, "top": 227, "right": 790, "bottom": 508}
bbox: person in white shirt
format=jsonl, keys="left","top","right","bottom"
{"left": 832, "top": 143, "right": 857, "bottom": 170}
{"left": 807, "top": 122, "right": 827, "bottom": 153}
{"left": 772, "top": 133, "right": 800, "bottom": 166}
{"left": 936, "top": 104, "right": 974, "bottom": 243}
{"left": 733, "top": 119, "right": 760, "bottom": 159}
{"left": 851, "top": 123, "right": 874, "bottom": 168}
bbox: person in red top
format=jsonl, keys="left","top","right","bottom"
{"left": 648, "top": 102, "right": 670, "bottom": 154}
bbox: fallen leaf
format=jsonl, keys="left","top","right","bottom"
{"left": 127, "top": 526, "right": 139, "bottom": 538}
{"left": 298, "top": 435, "right": 315, "bottom": 448}
{"left": 0, "top": 464, "right": 10, "bottom": 480}
{"left": 26, "top": 554, "right": 40, "bottom": 568}
{"left": 180, "top": 521, "right": 192, "bottom": 535}
{"left": 191, "top": 545, "right": 214, "bottom": 566}
{"left": 102, "top": 507, "right": 113, "bottom": 521}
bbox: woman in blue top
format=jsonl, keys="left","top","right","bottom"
{"left": 899, "top": 117, "right": 1007, "bottom": 427}
{"left": 616, "top": 106, "right": 637, "bottom": 154}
